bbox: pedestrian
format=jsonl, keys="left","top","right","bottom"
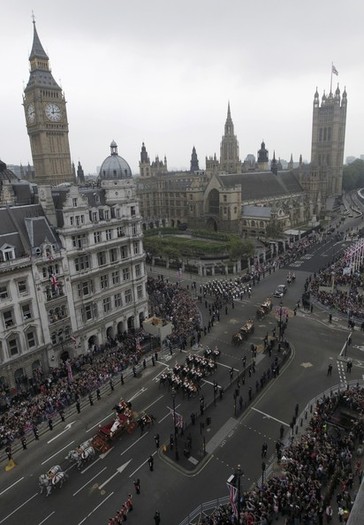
{"left": 151, "top": 355, "right": 155, "bottom": 366}
{"left": 325, "top": 504, "right": 333, "bottom": 523}
{"left": 310, "top": 304, "right": 313, "bottom": 313}
{"left": 248, "top": 387, "right": 252, "bottom": 401}
{"left": 5, "top": 445, "right": 12, "bottom": 461}
{"left": 261, "top": 442, "right": 268, "bottom": 457}
{"left": 154, "top": 433, "right": 160, "bottom": 448}
{"left": 229, "top": 367, "right": 234, "bottom": 380}
{"left": 109, "top": 378, "right": 114, "bottom": 391}
{"left": 89, "top": 393, "right": 94, "bottom": 406}
{"left": 96, "top": 388, "right": 101, "bottom": 400}
{"left": 33, "top": 425, "right": 39, "bottom": 440}
{"left": 21, "top": 436, "right": 27, "bottom": 450}
{"left": 76, "top": 400, "right": 81, "bottom": 413}
{"left": 169, "top": 434, "right": 174, "bottom": 450}
{"left": 148, "top": 455, "right": 154, "bottom": 471}
{"left": 190, "top": 413, "right": 196, "bottom": 425}
{"left": 133, "top": 478, "right": 141, "bottom": 494}
{"left": 327, "top": 363, "right": 333, "bottom": 376}
{"left": 48, "top": 418, "right": 53, "bottom": 431}
{"left": 133, "top": 366, "right": 137, "bottom": 377}
{"left": 120, "top": 372, "right": 124, "bottom": 385}
{"left": 154, "top": 510, "right": 161, "bottom": 524}
{"left": 329, "top": 313, "right": 332, "bottom": 323}
{"left": 59, "top": 409, "right": 65, "bottom": 422}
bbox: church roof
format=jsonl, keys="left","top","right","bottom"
{"left": 242, "top": 205, "right": 271, "bottom": 218}
{"left": 216, "top": 171, "right": 304, "bottom": 200}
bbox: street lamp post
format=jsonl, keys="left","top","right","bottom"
{"left": 236, "top": 464, "right": 242, "bottom": 524}
{"left": 171, "top": 388, "right": 179, "bottom": 461}
{"left": 278, "top": 301, "right": 283, "bottom": 341}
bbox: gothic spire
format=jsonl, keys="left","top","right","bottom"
{"left": 224, "top": 101, "right": 234, "bottom": 136}
{"left": 29, "top": 16, "right": 49, "bottom": 61}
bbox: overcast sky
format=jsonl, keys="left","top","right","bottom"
{"left": 2, "top": 0, "right": 364, "bottom": 175}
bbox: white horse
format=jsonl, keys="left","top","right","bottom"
{"left": 39, "top": 465, "right": 67, "bottom": 496}
{"left": 66, "top": 445, "right": 95, "bottom": 469}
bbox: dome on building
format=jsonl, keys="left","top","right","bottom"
{"left": 98, "top": 141, "right": 132, "bottom": 181}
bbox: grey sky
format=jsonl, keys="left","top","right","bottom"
{"left": 1, "top": 0, "right": 364, "bottom": 175}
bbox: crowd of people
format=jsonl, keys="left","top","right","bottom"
{"left": 310, "top": 255, "right": 364, "bottom": 320}
{"left": 0, "top": 278, "right": 203, "bottom": 452}
{"left": 202, "top": 386, "right": 364, "bottom": 524}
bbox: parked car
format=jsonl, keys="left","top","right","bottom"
{"left": 273, "top": 284, "right": 287, "bottom": 298}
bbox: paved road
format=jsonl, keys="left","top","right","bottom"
{"left": 1, "top": 233, "right": 364, "bottom": 525}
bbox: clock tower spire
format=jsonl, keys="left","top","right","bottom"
{"left": 23, "top": 19, "right": 74, "bottom": 185}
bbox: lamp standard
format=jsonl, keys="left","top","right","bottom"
{"left": 171, "top": 388, "right": 179, "bottom": 461}
{"left": 278, "top": 300, "right": 283, "bottom": 341}
{"left": 236, "top": 464, "right": 242, "bottom": 524}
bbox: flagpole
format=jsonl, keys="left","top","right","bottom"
{"left": 330, "top": 62, "right": 333, "bottom": 94}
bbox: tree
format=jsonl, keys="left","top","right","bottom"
{"left": 228, "top": 237, "right": 255, "bottom": 260}
{"left": 265, "top": 221, "right": 282, "bottom": 239}
{"left": 342, "top": 159, "right": 364, "bottom": 191}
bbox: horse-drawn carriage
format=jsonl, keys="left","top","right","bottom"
{"left": 256, "top": 298, "right": 273, "bottom": 320}
{"left": 39, "top": 465, "right": 68, "bottom": 496}
{"left": 232, "top": 319, "right": 255, "bottom": 345}
{"left": 91, "top": 399, "right": 137, "bottom": 453}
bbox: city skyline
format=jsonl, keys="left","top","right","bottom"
{"left": 1, "top": 0, "right": 364, "bottom": 175}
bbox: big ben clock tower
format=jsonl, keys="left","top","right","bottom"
{"left": 23, "top": 19, "right": 74, "bottom": 185}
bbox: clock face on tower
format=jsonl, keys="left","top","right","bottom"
{"left": 45, "top": 103, "right": 62, "bottom": 122}
{"left": 27, "top": 103, "right": 36, "bottom": 123}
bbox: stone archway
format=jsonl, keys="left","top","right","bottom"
{"left": 127, "top": 316, "right": 135, "bottom": 332}
{"left": 60, "top": 350, "right": 70, "bottom": 362}
{"left": 88, "top": 335, "right": 97, "bottom": 349}
{"left": 206, "top": 216, "right": 218, "bottom": 232}
{"left": 106, "top": 326, "right": 114, "bottom": 340}
{"left": 117, "top": 321, "right": 124, "bottom": 335}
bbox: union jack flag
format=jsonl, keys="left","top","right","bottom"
{"left": 227, "top": 482, "right": 238, "bottom": 517}
{"left": 50, "top": 274, "right": 59, "bottom": 289}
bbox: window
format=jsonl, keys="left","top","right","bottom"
{"left": 223, "top": 195, "right": 227, "bottom": 202}
{"left": 72, "top": 198, "right": 78, "bottom": 207}
{"left": 117, "top": 226, "right": 124, "bottom": 238}
{"left": 110, "top": 248, "right": 118, "bottom": 263}
{"left": 91, "top": 211, "right": 98, "bottom": 222}
{"left": 133, "top": 242, "right": 139, "bottom": 255}
{"left": 100, "top": 274, "right": 109, "bottom": 290}
{"left": 103, "top": 297, "right": 111, "bottom": 313}
{"left": 97, "top": 251, "right": 107, "bottom": 266}
{"left": 22, "top": 304, "right": 32, "bottom": 320}
{"left": 77, "top": 281, "right": 93, "bottom": 297}
{"left": 112, "top": 271, "right": 120, "bottom": 285}
{"left": 72, "top": 234, "right": 86, "bottom": 249}
{"left": 75, "top": 255, "right": 90, "bottom": 272}
{"left": 8, "top": 337, "right": 19, "bottom": 357}
{"left": 135, "top": 264, "right": 141, "bottom": 277}
{"left": 123, "top": 268, "right": 130, "bottom": 281}
{"left": 83, "top": 303, "right": 97, "bottom": 322}
{"left": 137, "top": 284, "right": 143, "bottom": 300}
{"left": 94, "top": 231, "right": 101, "bottom": 244}
{"left": 114, "top": 293, "right": 122, "bottom": 308}
{"left": 131, "top": 206, "right": 136, "bottom": 217}
{"left": 132, "top": 225, "right": 137, "bottom": 235}
{"left": 104, "top": 210, "right": 110, "bottom": 220}
{"left": 105, "top": 229, "right": 112, "bottom": 241}
{"left": 70, "top": 216, "right": 74, "bottom": 226}
{"left": 3, "top": 310, "right": 14, "bottom": 328}
{"left": 0, "top": 245, "right": 15, "bottom": 261}
{"left": 26, "top": 330, "right": 36, "bottom": 348}
{"left": 0, "top": 285, "right": 8, "bottom": 299}
{"left": 18, "top": 280, "right": 27, "bottom": 295}
{"left": 121, "top": 246, "right": 127, "bottom": 259}
{"left": 125, "top": 289, "right": 132, "bottom": 304}
{"left": 42, "top": 264, "right": 59, "bottom": 278}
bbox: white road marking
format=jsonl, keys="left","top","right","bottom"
{"left": 144, "top": 394, "right": 164, "bottom": 410}
{"left": 86, "top": 413, "right": 114, "bottom": 433}
{"left": 128, "top": 387, "right": 147, "bottom": 402}
{"left": 77, "top": 491, "right": 114, "bottom": 525}
{"left": 251, "top": 407, "right": 290, "bottom": 426}
{"left": 128, "top": 450, "right": 157, "bottom": 478}
{"left": 38, "top": 511, "right": 55, "bottom": 525}
{"left": 120, "top": 431, "right": 148, "bottom": 456}
{"left": 98, "top": 460, "right": 131, "bottom": 490}
{"left": 0, "top": 492, "right": 38, "bottom": 523}
{"left": 81, "top": 457, "right": 101, "bottom": 474}
{"left": 100, "top": 447, "right": 114, "bottom": 459}
{"left": 158, "top": 403, "right": 181, "bottom": 423}
{"left": 73, "top": 467, "right": 107, "bottom": 496}
{"left": 41, "top": 441, "right": 75, "bottom": 465}
{"left": 0, "top": 476, "right": 24, "bottom": 496}
{"left": 47, "top": 421, "right": 76, "bottom": 444}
